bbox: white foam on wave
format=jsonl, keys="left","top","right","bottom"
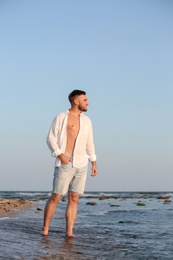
{"left": 165, "top": 193, "right": 173, "bottom": 198}
{"left": 0, "top": 217, "right": 9, "bottom": 220}
{"left": 16, "top": 192, "right": 50, "bottom": 196}
{"left": 79, "top": 210, "right": 109, "bottom": 217}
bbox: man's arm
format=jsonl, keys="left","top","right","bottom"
{"left": 46, "top": 115, "right": 63, "bottom": 157}
{"left": 86, "top": 120, "right": 97, "bottom": 162}
{"left": 90, "top": 161, "right": 98, "bottom": 177}
{"left": 86, "top": 119, "right": 98, "bottom": 176}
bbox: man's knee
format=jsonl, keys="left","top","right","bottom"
{"left": 68, "top": 192, "right": 80, "bottom": 203}
{"left": 50, "top": 193, "right": 62, "bottom": 203}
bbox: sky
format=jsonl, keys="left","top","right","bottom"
{"left": 0, "top": 0, "right": 173, "bottom": 192}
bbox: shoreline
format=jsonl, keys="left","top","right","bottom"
{"left": 0, "top": 198, "right": 33, "bottom": 218}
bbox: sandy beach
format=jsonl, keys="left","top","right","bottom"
{"left": 0, "top": 198, "right": 33, "bottom": 218}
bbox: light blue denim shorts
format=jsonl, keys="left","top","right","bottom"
{"left": 52, "top": 159, "right": 88, "bottom": 195}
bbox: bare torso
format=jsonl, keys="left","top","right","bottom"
{"left": 65, "top": 113, "right": 80, "bottom": 156}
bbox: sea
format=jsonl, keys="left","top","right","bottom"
{"left": 0, "top": 191, "right": 173, "bottom": 260}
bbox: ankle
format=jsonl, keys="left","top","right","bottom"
{"left": 66, "top": 228, "right": 74, "bottom": 237}
{"left": 42, "top": 226, "right": 49, "bottom": 236}
{"left": 66, "top": 232, "right": 74, "bottom": 237}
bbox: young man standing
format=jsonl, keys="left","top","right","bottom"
{"left": 42, "top": 90, "right": 98, "bottom": 237}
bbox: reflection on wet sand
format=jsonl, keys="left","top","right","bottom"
{"left": 40, "top": 234, "right": 85, "bottom": 260}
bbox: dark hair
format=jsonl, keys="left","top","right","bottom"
{"left": 68, "top": 89, "right": 86, "bottom": 104}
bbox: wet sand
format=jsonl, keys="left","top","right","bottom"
{"left": 0, "top": 198, "right": 33, "bottom": 218}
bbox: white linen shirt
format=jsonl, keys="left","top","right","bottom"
{"left": 46, "top": 110, "right": 97, "bottom": 168}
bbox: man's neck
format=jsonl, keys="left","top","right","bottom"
{"left": 69, "top": 109, "right": 81, "bottom": 117}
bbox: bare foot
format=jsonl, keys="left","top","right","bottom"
{"left": 66, "top": 233, "right": 74, "bottom": 238}
{"left": 65, "top": 236, "right": 74, "bottom": 244}
{"left": 42, "top": 227, "right": 49, "bottom": 236}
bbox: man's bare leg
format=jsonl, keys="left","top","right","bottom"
{"left": 65, "top": 191, "right": 80, "bottom": 237}
{"left": 42, "top": 193, "right": 62, "bottom": 235}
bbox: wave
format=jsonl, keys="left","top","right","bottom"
{"left": 0, "top": 191, "right": 51, "bottom": 200}
{"left": 0, "top": 217, "right": 9, "bottom": 220}
{"left": 16, "top": 192, "right": 51, "bottom": 196}
{"left": 1, "top": 191, "right": 173, "bottom": 201}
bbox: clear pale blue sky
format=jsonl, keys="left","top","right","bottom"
{"left": 0, "top": 0, "right": 173, "bottom": 191}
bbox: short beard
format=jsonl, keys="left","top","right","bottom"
{"left": 78, "top": 104, "right": 87, "bottom": 112}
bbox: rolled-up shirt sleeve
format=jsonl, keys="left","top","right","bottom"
{"left": 86, "top": 120, "right": 97, "bottom": 162}
{"left": 46, "top": 116, "right": 63, "bottom": 157}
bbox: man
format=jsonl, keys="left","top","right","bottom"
{"left": 42, "top": 89, "right": 98, "bottom": 237}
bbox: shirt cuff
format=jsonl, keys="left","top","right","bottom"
{"left": 52, "top": 149, "right": 63, "bottom": 157}
{"left": 89, "top": 155, "right": 97, "bottom": 162}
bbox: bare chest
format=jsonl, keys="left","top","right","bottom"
{"left": 67, "top": 114, "right": 80, "bottom": 134}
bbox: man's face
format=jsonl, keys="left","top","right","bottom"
{"left": 77, "top": 94, "right": 89, "bottom": 112}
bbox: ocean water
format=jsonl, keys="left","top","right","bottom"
{"left": 0, "top": 191, "right": 173, "bottom": 260}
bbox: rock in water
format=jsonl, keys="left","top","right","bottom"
{"left": 86, "top": 202, "right": 97, "bottom": 206}
{"left": 137, "top": 201, "right": 146, "bottom": 206}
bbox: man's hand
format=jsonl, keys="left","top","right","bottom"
{"left": 58, "top": 153, "right": 72, "bottom": 164}
{"left": 91, "top": 161, "right": 98, "bottom": 177}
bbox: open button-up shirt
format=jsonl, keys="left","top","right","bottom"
{"left": 46, "top": 110, "right": 97, "bottom": 167}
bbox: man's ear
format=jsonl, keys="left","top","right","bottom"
{"left": 74, "top": 98, "right": 79, "bottom": 105}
